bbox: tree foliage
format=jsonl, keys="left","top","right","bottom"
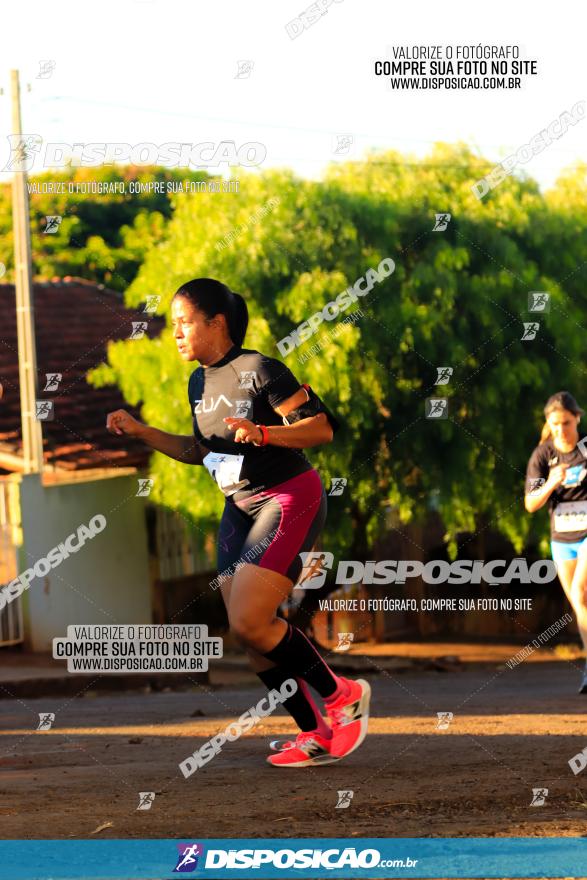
{"left": 87, "top": 146, "right": 587, "bottom": 559}
{"left": 0, "top": 165, "right": 208, "bottom": 290}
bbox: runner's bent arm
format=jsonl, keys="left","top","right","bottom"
{"left": 525, "top": 480, "right": 556, "bottom": 514}
{"left": 224, "top": 382, "right": 336, "bottom": 448}
{"left": 524, "top": 463, "right": 569, "bottom": 513}
{"left": 140, "top": 425, "right": 205, "bottom": 464}
{"left": 106, "top": 408, "right": 204, "bottom": 464}
{"left": 224, "top": 412, "right": 333, "bottom": 449}
{"left": 259, "top": 413, "right": 333, "bottom": 448}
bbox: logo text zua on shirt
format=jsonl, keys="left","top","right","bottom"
{"left": 193, "top": 395, "right": 233, "bottom": 414}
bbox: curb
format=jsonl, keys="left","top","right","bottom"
{"left": 0, "top": 671, "right": 208, "bottom": 700}
{"left": 0, "top": 653, "right": 462, "bottom": 699}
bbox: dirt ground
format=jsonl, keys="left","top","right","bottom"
{"left": 2, "top": 649, "right": 587, "bottom": 844}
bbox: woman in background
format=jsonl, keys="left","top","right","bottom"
{"left": 525, "top": 391, "right": 587, "bottom": 693}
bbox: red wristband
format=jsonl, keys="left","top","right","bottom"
{"left": 256, "top": 425, "right": 269, "bottom": 446}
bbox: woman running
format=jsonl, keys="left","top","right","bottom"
{"left": 106, "top": 277, "right": 371, "bottom": 765}
{"left": 524, "top": 391, "right": 587, "bottom": 693}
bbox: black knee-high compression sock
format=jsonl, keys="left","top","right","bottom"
{"left": 256, "top": 668, "right": 330, "bottom": 736}
{"left": 261, "top": 622, "right": 345, "bottom": 700}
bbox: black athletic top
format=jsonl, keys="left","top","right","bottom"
{"left": 525, "top": 435, "right": 587, "bottom": 542}
{"left": 188, "top": 344, "right": 315, "bottom": 501}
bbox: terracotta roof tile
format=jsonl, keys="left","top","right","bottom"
{"left": 0, "top": 279, "right": 165, "bottom": 471}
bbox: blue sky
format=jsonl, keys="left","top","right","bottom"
{"left": 1, "top": 0, "right": 584, "bottom": 190}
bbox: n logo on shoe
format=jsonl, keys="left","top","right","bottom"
{"left": 302, "top": 738, "right": 328, "bottom": 758}
{"left": 341, "top": 699, "right": 362, "bottom": 725}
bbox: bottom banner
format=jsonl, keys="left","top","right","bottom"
{"left": 1, "top": 838, "right": 586, "bottom": 879}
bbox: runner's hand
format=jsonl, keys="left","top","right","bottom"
{"left": 547, "top": 463, "right": 570, "bottom": 490}
{"left": 223, "top": 417, "right": 263, "bottom": 444}
{"left": 106, "top": 409, "right": 145, "bottom": 437}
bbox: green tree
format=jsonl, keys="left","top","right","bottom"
{"left": 88, "top": 146, "right": 586, "bottom": 565}
{"left": 0, "top": 165, "right": 207, "bottom": 290}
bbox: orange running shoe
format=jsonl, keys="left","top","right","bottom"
{"left": 266, "top": 731, "right": 338, "bottom": 767}
{"left": 325, "top": 678, "right": 371, "bottom": 759}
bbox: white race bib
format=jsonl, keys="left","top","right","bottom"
{"left": 553, "top": 500, "right": 587, "bottom": 533}
{"left": 202, "top": 452, "right": 249, "bottom": 496}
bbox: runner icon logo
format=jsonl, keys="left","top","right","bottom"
{"left": 173, "top": 843, "right": 204, "bottom": 872}
{"left": 436, "top": 712, "right": 453, "bottom": 730}
{"left": 528, "top": 477, "right": 546, "bottom": 496}
{"left": 43, "top": 215, "right": 62, "bottom": 233}
{"left": 336, "top": 790, "right": 354, "bottom": 809}
{"left": 426, "top": 398, "right": 448, "bottom": 419}
{"left": 35, "top": 400, "right": 54, "bottom": 421}
{"left": 521, "top": 322, "right": 539, "bottom": 341}
{"left": 136, "top": 478, "right": 154, "bottom": 497}
{"left": 335, "top": 632, "right": 354, "bottom": 652}
{"left": 235, "top": 60, "right": 254, "bottom": 79}
{"left": 130, "top": 321, "right": 149, "bottom": 340}
{"left": 37, "top": 60, "right": 56, "bottom": 79}
{"left": 2, "top": 134, "right": 43, "bottom": 172}
{"left": 238, "top": 371, "right": 257, "bottom": 389}
{"left": 528, "top": 292, "right": 550, "bottom": 313}
{"left": 295, "top": 551, "right": 334, "bottom": 589}
{"left": 432, "top": 213, "right": 451, "bottom": 231}
{"left": 44, "top": 373, "right": 62, "bottom": 391}
{"left": 143, "top": 295, "right": 161, "bottom": 314}
{"left": 37, "top": 713, "right": 55, "bottom": 731}
{"left": 234, "top": 399, "right": 252, "bottom": 419}
{"left": 334, "top": 134, "right": 354, "bottom": 155}
{"left": 530, "top": 788, "right": 548, "bottom": 806}
{"left": 435, "top": 367, "right": 453, "bottom": 385}
{"left": 137, "top": 792, "right": 155, "bottom": 811}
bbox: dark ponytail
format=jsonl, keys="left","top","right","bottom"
{"left": 228, "top": 291, "right": 248, "bottom": 348}
{"left": 173, "top": 278, "right": 249, "bottom": 347}
{"left": 540, "top": 391, "right": 583, "bottom": 443}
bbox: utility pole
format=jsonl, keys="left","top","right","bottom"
{"left": 10, "top": 69, "right": 44, "bottom": 473}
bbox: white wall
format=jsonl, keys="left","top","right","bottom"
{"left": 18, "top": 472, "right": 152, "bottom": 652}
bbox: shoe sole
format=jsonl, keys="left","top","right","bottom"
{"left": 331, "top": 678, "right": 371, "bottom": 760}
{"left": 267, "top": 753, "right": 340, "bottom": 768}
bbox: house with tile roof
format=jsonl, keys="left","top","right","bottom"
{"left": 0, "top": 278, "right": 219, "bottom": 653}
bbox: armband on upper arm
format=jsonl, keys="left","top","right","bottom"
{"left": 281, "top": 384, "right": 340, "bottom": 434}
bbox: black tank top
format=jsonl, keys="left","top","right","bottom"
{"left": 188, "top": 344, "right": 314, "bottom": 501}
